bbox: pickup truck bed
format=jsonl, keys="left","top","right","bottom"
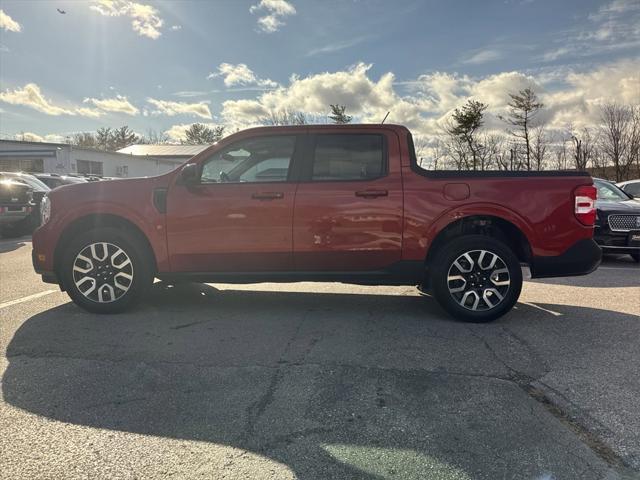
{"left": 32, "top": 124, "right": 600, "bottom": 322}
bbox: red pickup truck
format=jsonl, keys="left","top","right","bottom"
{"left": 32, "top": 124, "right": 601, "bottom": 322}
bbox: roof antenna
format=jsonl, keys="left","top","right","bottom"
{"left": 381, "top": 111, "right": 390, "bottom": 124}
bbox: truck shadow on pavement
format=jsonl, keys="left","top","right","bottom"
{"left": 0, "top": 237, "right": 27, "bottom": 253}
{"left": 3, "top": 282, "right": 639, "bottom": 479}
{"left": 529, "top": 255, "right": 640, "bottom": 288}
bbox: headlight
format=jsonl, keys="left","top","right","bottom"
{"left": 40, "top": 195, "right": 51, "bottom": 225}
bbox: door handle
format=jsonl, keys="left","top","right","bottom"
{"left": 251, "top": 192, "right": 284, "bottom": 200}
{"left": 355, "top": 189, "right": 388, "bottom": 198}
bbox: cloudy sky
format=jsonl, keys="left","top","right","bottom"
{"left": 0, "top": 0, "right": 638, "bottom": 143}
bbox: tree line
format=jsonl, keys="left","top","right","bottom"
{"left": 61, "top": 98, "right": 638, "bottom": 181}
{"left": 63, "top": 104, "right": 352, "bottom": 150}
{"left": 423, "top": 89, "right": 639, "bottom": 182}
{"left": 64, "top": 124, "right": 227, "bottom": 150}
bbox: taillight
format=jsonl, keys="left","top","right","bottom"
{"left": 574, "top": 185, "right": 597, "bottom": 226}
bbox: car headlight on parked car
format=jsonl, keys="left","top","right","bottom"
{"left": 40, "top": 195, "right": 51, "bottom": 225}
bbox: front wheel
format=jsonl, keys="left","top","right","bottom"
{"left": 60, "top": 227, "right": 153, "bottom": 313}
{"left": 429, "top": 235, "right": 523, "bottom": 323}
{"left": 631, "top": 252, "right": 640, "bottom": 263}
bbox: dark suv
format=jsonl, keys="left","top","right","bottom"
{"left": 0, "top": 179, "right": 34, "bottom": 237}
{"left": 31, "top": 173, "right": 87, "bottom": 189}
{"left": 0, "top": 172, "right": 50, "bottom": 233}
{"left": 593, "top": 178, "right": 640, "bottom": 262}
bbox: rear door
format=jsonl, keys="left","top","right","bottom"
{"left": 292, "top": 129, "right": 403, "bottom": 271}
{"left": 166, "top": 134, "right": 300, "bottom": 272}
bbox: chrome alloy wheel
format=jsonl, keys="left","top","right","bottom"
{"left": 72, "top": 242, "right": 134, "bottom": 303}
{"left": 446, "top": 249, "right": 510, "bottom": 311}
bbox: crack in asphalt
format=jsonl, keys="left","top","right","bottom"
{"left": 464, "top": 325, "right": 633, "bottom": 472}
{"left": 243, "top": 313, "right": 308, "bottom": 445}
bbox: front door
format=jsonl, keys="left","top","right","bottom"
{"left": 166, "top": 134, "right": 299, "bottom": 272}
{"left": 293, "top": 131, "right": 403, "bottom": 271}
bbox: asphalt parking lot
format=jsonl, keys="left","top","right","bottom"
{"left": 1, "top": 236, "right": 639, "bottom": 480}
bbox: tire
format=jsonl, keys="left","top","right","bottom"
{"left": 429, "top": 235, "right": 523, "bottom": 323}
{"left": 60, "top": 227, "right": 154, "bottom": 314}
{"left": 631, "top": 252, "right": 640, "bottom": 263}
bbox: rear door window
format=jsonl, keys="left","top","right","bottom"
{"left": 311, "top": 134, "right": 385, "bottom": 181}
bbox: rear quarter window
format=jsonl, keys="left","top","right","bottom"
{"left": 312, "top": 134, "right": 385, "bottom": 181}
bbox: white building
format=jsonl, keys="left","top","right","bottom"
{"left": 117, "top": 144, "right": 209, "bottom": 167}
{"left": 0, "top": 140, "right": 205, "bottom": 178}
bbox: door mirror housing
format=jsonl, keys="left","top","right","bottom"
{"left": 179, "top": 163, "right": 199, "bottom": 186}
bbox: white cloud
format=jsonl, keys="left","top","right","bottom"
{"left": 461, "top": 49, "right": 503, "bottom": 65}
{"left": 221, "top": 63, "right": 428, "bottom": 131}
{"left": 249, "top": 0, "right": 296, "bottom": 33}
{"left": 0, "top": 9, "right": 21, "bottom": 32}
{"left": 306, "top": 36, "right": 369, "bottom": 57}
{"left": 15, "top": 132, "right": 65, "bottom": 143}
{"left": 90, "top": 0, "right": 164, "bottom": 39}
{"left": 0, "top": 83, "right": 103, "bottom": 117}
{"left": 170, "top": 24, "right": 181, "bottom": 31}
{"left": 74, "top": 107, "right": 104, "bottom": 119}
{"left": 220, "top": 58, "right": 640, "bottom": 137}
{"left": 541, "top": 0, "right": 640, "bottom": 62}
{"left": 16, "top": 132, "right": 44, "bottom": 142}
{"left": 164, "top": 122, "right": 221, "bottom": 143}
{"left": 208, "top": 63, "right": 278, "bottom": 89}
{"left": 413, "top": 72, "right": 472, "bottom": 114}
{"left": 589, "top": 0, "right": 640, "bottom": 21}
{"left": 147, "top": 98, "right": 212, "bottom": 119}
{"left": 83, "top": 95, "right": 139, "bottom": 115}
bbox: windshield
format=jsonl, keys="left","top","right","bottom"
{"left": 2, "top": 173, "right": 51, "bottom": 191}
{"left": 594, "top": 179, "right": 631, "bottom": 201}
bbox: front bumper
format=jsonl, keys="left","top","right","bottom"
{"left": 31, "top": 249, "right": 60, "bottom": 284}
{"left": 530, "top": 238, "right": 602, "bottom": 278}
{"left": 594, "top": 229, "right": 640, "bottom": 254}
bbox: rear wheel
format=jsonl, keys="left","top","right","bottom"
{"left": 429, "top": 235, "right": 523, "bottom": 323}
{"left": 60, "top": 227, "right": 153, "bottom": 313}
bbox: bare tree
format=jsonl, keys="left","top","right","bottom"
{"left": 260, "top": 109, "right": 309, "bottom": 126}
{"left": 415, "top": 137, "right": 446, "bottom": 170}
{"left": 501, "top": 88, "right": 544, "bottom": 171}
{"left": 531, "top": 124, "right": 549, "bottom": 170}
{"left": 429, "top": 138, "right": 446, "bottom": 170}
{"left": 598, "top": 103, "right": 638, "bottom": 181}
{"left": 478, "top": 133, "right": 507, "bottom": 171}
{"left": 570, "top": 126, "right": 596, "bottom": 170}
{"left": 631, "top": 105, "right": 640, "bottom": 179}
{"left": 591, "top": 146, "right": 608, "bottom": 179}
{"left": 70, "top": 132, "right": 98, "bottom": 149}
{"left": 413, "top": 135, "right": 429, "bottom": 167}
{"left": 442, "top": 119, "right": 470, "bottom": 170}
{"left": 140, "top": 129, "right": 170, "bottom": 145}
{"left": 552, "top": 134, "right": 571, "bottom": 171}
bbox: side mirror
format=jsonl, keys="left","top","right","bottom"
{"left": 179, "top": 163, "right": 199, "bottom": 186}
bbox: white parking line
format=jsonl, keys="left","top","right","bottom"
{"left": 0, "top": 290, "right": 57, "bottom": 310}
{"left": 520, "top": 302, "right": 563, "bottom": 316}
